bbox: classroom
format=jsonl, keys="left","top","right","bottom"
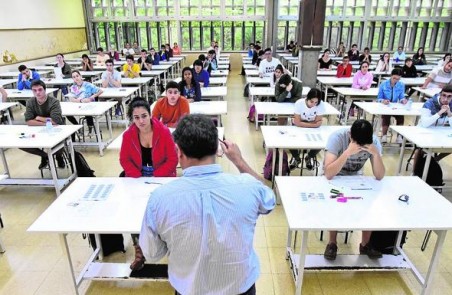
{"left": 0, "top": 0, "right": 451, "bottom": 294}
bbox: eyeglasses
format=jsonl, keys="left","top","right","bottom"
{"left": 398, "top": 194, "right": 409, "bottom": 204}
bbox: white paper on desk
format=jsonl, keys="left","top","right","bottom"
{"left": 54, "top": 67, "right": 63, "bottom": 79}
{"left": 329, "top": 176, "right": 373, "bottom": 190}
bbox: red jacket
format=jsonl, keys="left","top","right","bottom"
{"left": 119, "top": 118, "right": 178, "bottom": 177}
{"left": 336, "top": 63, "right": 353, "bottom": 78}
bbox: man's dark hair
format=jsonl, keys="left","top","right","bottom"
{"left": 364, "top": 47, "right": 370, "bottom": 51}
{"left": 150, "top": 47, "right": 155, "bottom": 51}
{"left": 18, "top": 65, "right": 27, "bottom": 72}
{"left": 352, "top": 44, "right": 357, "bottom": 47}
{"left": 173, "top": 114, "right": 218, "bottom": 159}
{"left": 193, "top": 59, "right": 204, "bottom": 67}
{"left": 208, "top": 49, "right": 215, "bottom": 55}
{"left": 97, "top": 47, "right": 104, "bottom": 52}
{"left": 278, "top": 74, "right": 292, "bottom": 86}
{"left": 306, "top": 88, "right": 323, "bottom": 104}
{"left": 127, "top": 96, "right": 150, "bottom": 121}
{"left": 264, "top": 47, "right": 271, "bottom": 53}
{"left": 198, "top": 54, "right": 206, "bottom": 61}
{"left": 141, "top": 49, "right": 147, "bottom": 53}
{"left": 405, "top": 57, "right": 412, "bottom": 63}
{"left": 254, "top": 45, "right": 261, "bottom": 51}
{"left": 441, "top": 84, "right": 452, "bottom": 94}
{"left": 350, "top": 119, "right": 373, "bottom": 146}
{"left": 105, "top": 59, "right": 114, "bottom": 65}
{"left": 166, "top": 80, "right": 179, "bottom": 91}
{"left": 391, "top": 68, "right": 403, "bottom": 76}
{"left": 359, "top": 61, "right": 369, "bottom": 70}
{"left": 31, "top": 79, "right": 47, "bottom": 90}
{"left": 343, "top": 56, "right": 350, "bottom": 60}
{"left": 126, "top": 55, "right": 134, "bottom": 61}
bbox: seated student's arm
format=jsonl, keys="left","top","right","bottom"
{"left": 17, "top": 74, "right": 27, "bottom": 90}
{"left": 0, "top": 87, "right": 8, "bottom": 102}
{"left": 131, "top": 65, "right": 141, "bottom": 78}
{"left": 317, "top": 61, "right": 321, "bottom": 70}
{"left": 89, "top": 87, "right": 103, "bottom": 102}
{"left": 139, "top": 200, "right": 168, "bottom": 262}
{"left": 194, "top": 81, "right": 202, "bottom": 102}
{"left": 119, "top": 134, "right": 142, "bottom": 178}
{"left": 418, "top": 106, "right": 448, "bottom": 127}
{"left": 203, "top": 71, "right": 210, "bottom": 87}
{"left": 377, "top": 85, "right": 389, "bottom": 104}
{"left": 362, "top": 142, "right": 385, "bottom": 180}
{"left": 351, "top": 74, "right": 360, "bottom": 89}
{"left": 153, "top": 129, "right": 178, "bottom": 177}
{"left": 180, "top": 98, "right": 190, "bottom": 116}
{"left": 336, "top": 65, "right": 343, "bottom": 78}
{"left": 293, "top": 114, "right": 323, "bottom": 128}
{"left": 151, "top": 99, "right": 162, "bottom": 120}
{"left": 324, "top": 141, "right": 362, "bottom": 180}
{"left": 421, "top": 76, "right": 433, "bottom": 89}
{"left": 274, "top": 84, "right": 288, "bottom": 102}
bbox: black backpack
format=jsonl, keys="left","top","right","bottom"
{"left": 413, "top": 152, "right": 444, "bottom": 188}
{"left": 74, "top": 151, "right": 95, "bottom": 177}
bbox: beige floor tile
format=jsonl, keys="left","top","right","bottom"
{"left": 255, "top": 273, "right": 275, "bottom": 295}
{"left": 255, "top": 247, "right": 272, "bottom": 274}
{"left": 265, "top": 227, "right": 289, "bottom": 248}
{"left": 362, "top": 272, "right": 414, "bottom": 295}
{"left": 0, "top": 271, "right": 48, "bottom": 295}
{"left": 267, "top": 247, "right": 291, "bottom": 274}
{"left": 273, "top": 273, "right": 322, "bottom": 295}
{"left": 317, "top": 272, "right": 372, "bottom": 295}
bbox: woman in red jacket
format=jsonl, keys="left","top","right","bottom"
{"left": 119, "top": 96, "right": 178, "bottom": 270}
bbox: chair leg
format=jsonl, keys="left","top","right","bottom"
{"left": 320, "top": 230, "right": 324, "bottom": 241}
{"left": 421, "top": 230, "right": 432, "bottom": 251}
{"left": 344, "top": 232, "right": 349, "bottom": 244}
{"left": 406, "top": 146, "right": 418, "bottom": 171}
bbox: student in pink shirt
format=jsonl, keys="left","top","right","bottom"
{"left": 352, "top": 61, "right": 374, "bottom": 90}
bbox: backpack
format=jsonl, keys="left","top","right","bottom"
{"left": 263, "top": 150, "right": 290, "bottom": 180}
{"left": 369, "top": 230, "right": 407, "bottom": 254}
{"left": 413, "top": 152, "right": 444, "bottom": 188}
{"left": 86, "top": 234, "right": 125, "bottom": 257}
{"left": 247, "top": 105, "right": 264, "bottom": 123}
{"left": 74, "top": 151, "right": 95, "bottom": 177}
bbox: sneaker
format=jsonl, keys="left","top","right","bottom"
{"left": 38, "top": 157, "right": 49, "bottom": 170}
{"left": 56, "top": 155, "right": 66, "bottom": 169}
{"left": 359, "top": 243, "right": 382, "bottom": 259}
{"left": 324, "top": 243, "right": 338, "bottom": 260}
{"left": 396, "top": 135, "right": 403, "bottom": 144}
{"left": 305, "top": 156, "right": 314, "bottom": 170}
{"left": 381, "top": 135, "right": 387, "bottom": 144}
{"left": 289, "top": 157, "right": 301, "bottom": 170}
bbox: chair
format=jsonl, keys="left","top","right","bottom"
{"left": 39, "top": 148, "right": 71, "bottom": 178}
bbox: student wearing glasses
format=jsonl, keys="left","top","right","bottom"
{"left": 258, "top": 48, "right": 283, "bottom": 78}
{"left": 377, "top": 68, "right": 407, "bottom": 144}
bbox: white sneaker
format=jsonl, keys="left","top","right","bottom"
{"left": 381, "top": 135, "right": 387, "bottom": 143}
{"left": 396, "top": 135, "right": 403, "bottom": 144}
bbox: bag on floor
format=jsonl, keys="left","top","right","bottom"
{"left": 369, "top": 231, "right": 407, "bottom": 254}
{"left": 413, "top": 152, "right": 444, "bottom": 188}
{"left": 263, "top": 150, "right": 289, "bottom": 180}
{"left": 87, "top": 234, "right": 125, "bottom": 257}
{"left": 243, "top": 83, "right": 250, "bottom": 97}
{"left": 74, "top": 151, "right": 95, "bottom": 177}
{"left": 247, "top": 105, "right": 264, "bottom": 122}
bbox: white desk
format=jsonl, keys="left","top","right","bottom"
{"left": 28, "top": 177, "right": 176, "bottom": 294}
{"left": 161, "top": 86, "right": 227, "bottom": 101}
{"left": 246, "top": 76, "right": 272, "bottom": 86}
{"left": 173, "top": 77, "right": 228, "bottom": 86}
{"left": 140, "top": 70, "right": 165, "bottom": 93}
{"left": 354, "top": 101, "right": 424, "bottom": 132}
{"left": 243, "top": 64, "right": 257, "bottom": 70}
{"left": 0, "top": 102, "right": 18, "bottom": 124}
{"left": 316, "top": 77, "right": 375, "bottom": 103}
{"left": 316, "top": 70, "right": 341, "bottom": 76}
{"left": 4, "top": 88, "right": 59, "bottom": 102}
{"left": 332, "top": 87, "right": 379, "bottom": 123}
{"left": 261, "top": 125, "right": 345, "bottom": 179}
{"left": 383, "top": 77, "right": 426, "bottom": 86}
{"left": 0, "top": 125, "right": 81, "bottom": 196}
{"left": 61, "top": 101, "right": 117, "bottom": 156}
{"left": 253, "top": 101, "right": 340, "bottom": 130}
{"left": 79, "top": 71, "right": 103, "bottom": 81}
{"left": 0, "top": 71, "right": 51, "bottom": 79}
{"left": 148, "top": 64, "right": 172, "bottom": 82}
{"left": 0, "top": 79, "right": 16, "bottom": 88}
{"left": 391, "top": 126, "right": 452, "bottom": 182}
{"left": 42, "top": 78, "right": 74, "bottom": 87}
{"left": 249, "top": 86, "right": 311, "bottom": 105}
{"left": 277, "top": 175, "right": 452, "bottom": 295}
{"left": 245, "top": 69, "right": 260, "bottom": 76}
{"left": 94, "top": 77, "right": 153, "bottom": 100}
{"left": 210, "top": 70, "right": 229, "bottom": 77}
{"left": 412, "top": 87, "right": 441, "bottom": 100}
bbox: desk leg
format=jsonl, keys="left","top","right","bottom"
{"left": 106, "top": 110, "right": 113, "bottom": 140}
{"left": 324, "top": 85, "right": 329, "bottom": 104}
{"left": 421, "top": 230, "right": 446, "bottom": 295}
{"left": 59, "top": 234, "right": 80, "bottom": 295}
{"left": 422, "top": 149, "right": 433, "bottom": 181}
{"left": 279, "top": 149, "right": 283, "bottom": 178}
{"left": 396, "top": 137, "right": 406, "bottom": 175}
{"left": 295, "top": 231, "right": 308, "bottom": 295}
{"left": 94, "top": 116, "right": 104, "bottom": 156}
{"left": 47, "top": 148, "right": 61, "bottom": 196}
{"left": 6, "top": 109, "right": 12, "bottom": 124}
{"left": 271, "top": 148, "right": 276, "bottom": 189}
{"left": 0, "top": 148, "right": 11, "bottom": 177}
{"left": 255, "top": 110, "right": 258, "bottom": 131}
{"left": 145, "top": 83, "right": 149, "bottom": 101}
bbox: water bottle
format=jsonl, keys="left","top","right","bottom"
{"left": 406, "top": 98, "right": 413, "bottom": 111}
{"left": 45, "top": 118, "right": 53, "bottom": 133}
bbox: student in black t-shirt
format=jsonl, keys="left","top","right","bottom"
{"left": 402, "top": 58, "right": 418, "bottom": 97}
{"left": 318, "top": 49, "right": 333, "bottom": 70}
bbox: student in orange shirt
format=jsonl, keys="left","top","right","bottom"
{"left": 152, "top": 81, "right": 190, "bottom": 128}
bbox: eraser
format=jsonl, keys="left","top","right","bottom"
{"left": 337, "top": 197, "right": 347, "bottom": 203}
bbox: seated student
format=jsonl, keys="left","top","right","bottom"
{"left": 149, "top": 48, "right": 160, "bottom": 65}
{"left": 286, "top": 40, "right": 295, "bottom": 52}
{"left": 159, "top": 45, "right": 169, "bottom": 61}
{"left": 55, "top": 53, "right": 72, "bottom": 78}
{"left": 192, "top": 60, "right": 210, "bottom": 87}
{"left": 179, "top": 67, "right": 201, "bottom": 102}
{"left": 275, "top": 74, "right": 303, "bottom": 103}
{"left": 67, "top": 70, "right": 103, "bottom": 134}
{"left": 101, "top": 59, "right": 122, "bottom": 88}
{"left": 377, "top": 68, "right": 407, "bottom": 144}
{"left": 288, "top": 88, "right": 326, "bottom": 170}
{"left": 259, "top": 48, "right": 283, "bottom": 78}
{"left": 132, "top": 42, "right": 141, "bottom": 54}
{"left": 17, "top": 64, "right": 40, "bottom": 90}
{"left": 438, "top": 53, "right": 451, "bottom": 68}
{"left": 251, "top": 45, "right": 261, "bottom": 65}
{"left": 247, "top": 43, "right": 255, "bottom": 57}
{"left": 120, "top": 96, "right": 178, "bottom": 270}
{"left": 375, "top": 52, "right": 391, "bottom": 72}
{"left": 421, "top": 60, "right": 452, "bottom": 89}
{"left": 165, "top": 43, "right": 174, "bottom": 58}
{"left": 270, "top": 64, "right": 284, "bottom": 87}
{"left": 22, "top": 80, "right": 66, "bottom": 169}
{"left": 393, "top": 46, "right": 406, "bottom": 62}
{"left": 402, "top": 58, "right": 418, "bottom": 97}
{"left": 336, "top": 41, "right": 346, "bottom": 57}
{"left": 0, "top": 86, "right": 9, "bottom": 123}
{"left": 137, "top": 49, "right": 153, "bottom": 71}
{"left": 122, "top": 55, "right": 140, "bottom": 78}
{"left": 347, "top": 44, "right": 360, "bottom": 62}
{"left": 207, "top": 49, "right": 218, "bottom": 71}
{"left": 336, "top": 56, "right": 353, "bottom": 78}
{"left": 291, "top": 43, "right": 300, "bottom": 57}
{"left": 256, "top": 49, "right": 265, "bottom": 67}
{"left": 359, "top": 47, "right": 372, "bottom": 64}
{"left": 352, "top": 61, "right": 373, "bottom": 90}
{"left": 152, "top": 81, "right": 190, "bottom": 128}
{"left": 413, "top": 47, "right": 427, "bottom": 66}
{"left": 122, "top": 43, "right": 135, "bottom": 56}
{"left": 197, "top": 54, "right": 211, "bottom": 74}
{"left": 95, "top": 47, "right": 110, "bottom": 66}
{"left": 323, "top": 119, "right": 385, "bottom": 261}
{"left": 172, "top": 42, "right": 181, "bottom": 55}
{"left": 81, "top": 54, "right": 94, "bottom": 71}
{"left": 318, "top": 49, "right": 333, "bottom": 70}
{"left": 107, "top": 46, "right": 120, "bottom": 61}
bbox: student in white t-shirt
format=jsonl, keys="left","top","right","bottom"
{"left": 258, "top": 48, "right": 283, "bottom": 78}
{"left": 289, "top": 88, "right": 326, "bottom": 170}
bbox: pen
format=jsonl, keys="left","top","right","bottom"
{"left": 218, "top": 138, "right": 228, "bottom": 148}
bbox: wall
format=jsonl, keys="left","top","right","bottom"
{"left": 0, "top": 0, "right": 87, "bottom": 66}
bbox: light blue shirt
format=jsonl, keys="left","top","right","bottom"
{"left": 69, "top": 81, "right": 100, "bottom": 100}
{"left": 377, "top": 79, "right": 406, "bottom": 103}
{"left": 139, "top": 164, "right": 275, "bottom": 295}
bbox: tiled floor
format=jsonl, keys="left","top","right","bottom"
{"left": 0, "top": 53, "right": 452, "bottom": 294}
